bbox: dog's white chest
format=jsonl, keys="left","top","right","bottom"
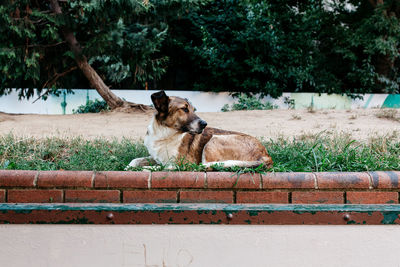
{"left": 144, "top": 120, "right": 185, "bottom": 165}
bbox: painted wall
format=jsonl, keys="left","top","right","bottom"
{"left": 1, "top": 225, "right": 400, "bottom": 267}
{"left": 0, "top": 89, "right": 399, "bottom": 114}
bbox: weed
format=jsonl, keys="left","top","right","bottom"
{"left": 283, "top": 97, "right": 295, "bottom": 109}
{"left": 349, "top": 114, "right": 358, "bottom": 120}
{"left": 291, "top": 114, "right": 302, "bottom": 120}
{"left": 307, "top": 105, "right": 316, "bottom": 113}
{"left": 375, "top": 109, "right": 400, "bottom": 122}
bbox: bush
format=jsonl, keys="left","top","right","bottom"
{"left": 73, "top": 99, "right": 109, "bottom": 114}
{"left": 164, "top": 0, "right": 400, "bottom": 96}
{"left": 221, "top": 94, "right": 277, "bottom": 112}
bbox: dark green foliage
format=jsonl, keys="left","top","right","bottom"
{"left": 73, "top": 99, "right": 110, "bottom": 114}
{"left": 1, "top": 134, "right": 399, "bottom": 172}
{"left": 165, "top": 0, "right": 400, "bottom": 96}
{"left": 0, "top": 0, "right": 207, "bottom": 100}
{"left": 1, "top": 0, "right": 399, "bottom": 100}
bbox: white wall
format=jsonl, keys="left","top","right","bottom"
{"left": 1, "top": 225, "right": 400, "bottom": 267}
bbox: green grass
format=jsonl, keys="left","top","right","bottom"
{"left": 0, "top": 133, "right": 399, "bottom": 172}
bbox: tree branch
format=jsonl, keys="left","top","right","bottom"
{"left": 32, "top": 66, "right": 78, "bottom": 103}
{"left": 368, "top": 0, "right": 376, "bottom": 7}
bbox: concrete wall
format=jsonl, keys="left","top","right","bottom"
{"left": 1, "top": 89, "right": 399, "bottom": 114}
{"left": 1, "top": 225, "right": 400, "bottom": 267}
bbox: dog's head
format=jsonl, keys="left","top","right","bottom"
{"left": 151, "top": 91, "right": 207, "bottom": 134}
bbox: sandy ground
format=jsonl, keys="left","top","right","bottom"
{"left": 0, "top": 109, "right": 399, "bottom": 141}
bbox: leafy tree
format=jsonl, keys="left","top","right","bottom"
{"left": 164, "top": 0, "right": 400, "bottom": 96}
{"left": 0, "top": 0, "right": 207, "bottom": 110}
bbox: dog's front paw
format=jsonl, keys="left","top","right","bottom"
{"left": 125, "top": 157, "right": 157, "bottom": 170}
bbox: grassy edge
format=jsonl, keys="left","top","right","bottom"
{"left": 1, "top": 132, "right": 399, "bottom": 172}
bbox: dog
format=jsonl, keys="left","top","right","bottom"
{"left": 127, "top": 91, "right": 273, "bottom": 169}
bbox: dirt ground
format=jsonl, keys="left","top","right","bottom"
{"left": 0, "top": 109, "right": 399, "bottom": 141}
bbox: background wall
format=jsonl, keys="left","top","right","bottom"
{"left": 1, "top": 225, "right": 400, "bottom": 267}
{"left": 0, "top": 90, "right": 399, "bottom": 114}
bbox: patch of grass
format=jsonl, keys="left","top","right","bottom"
{"left": 375, "top": 109, "right": 400, "bottom": 122}
{"left": 1, "top": 133, "right": 399, "bottom": 172}
{"left": 0, "top": 135, "right": 147, "bottom": 171}
{"left": 265, "top": 132, "right": 400, "bottom": 172}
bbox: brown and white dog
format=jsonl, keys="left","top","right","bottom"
{"left": 127, "top": 91, "right": 273, "bottom": 169}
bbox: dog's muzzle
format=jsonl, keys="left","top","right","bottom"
{"left": 199, "top": 120, "right": 207, "bottom": 130}
{"left": 188, "top": 119, "right": 207, "bottom": 134}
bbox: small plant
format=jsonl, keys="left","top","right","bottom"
{"left": 349, "top": 114, "right": 357, "bottom": 120}
{"left": 375, "top": 109, "right": 400, "bottom": 122}
{"left": 291, "top": 114, "right": 302, "bottom": 120}
{"left": 73, "top": 99, "right": 110, "bottom": 114}
{"left": 307, "top": 105, "right": 316, "bottom": 113}
{"left": 221, "top": 94, "right": 277, "bottom": 112}
{"left": 283, "top": 97, "right": 295, "bottom": 109}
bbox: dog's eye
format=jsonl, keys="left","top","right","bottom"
{"left": 181, "top": 107, "right": 189, "bottom": 113}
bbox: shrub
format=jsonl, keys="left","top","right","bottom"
{"left": 73, "top": 99, "right": 110, "bottom": 114}
{"left": 221, "top": 94, "right": 277, "bottom": 112}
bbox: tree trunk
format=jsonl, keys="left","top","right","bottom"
{"left": 49, "top": 0, "right": 151, "bottom": 112}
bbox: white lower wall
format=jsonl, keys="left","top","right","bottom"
{"left": 1, "top": 225, "right": 399, "bottom": 267}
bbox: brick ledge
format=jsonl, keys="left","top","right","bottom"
{"left": 0, "top": 170, "right": 399, "bottom": 204}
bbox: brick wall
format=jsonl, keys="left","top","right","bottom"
{"left": 0, "top": 170, "right": 399, "bottom": 204}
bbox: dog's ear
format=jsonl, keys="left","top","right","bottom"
{"left": 151, "top": 91, "right": 169, "bottom": 113}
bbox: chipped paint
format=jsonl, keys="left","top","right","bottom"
{"left": 0, "top": 204, "right": 400, "bottom": 225}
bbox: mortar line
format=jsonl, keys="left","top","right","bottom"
{"left": 365, "top": 171, "right": 373, "bottom": 190}
{"left": 312, "top": 172, "right": 318, "bottom": 190}
{"left": 91, "top": 172, "right": 96, "bottom": 188}
{"left": 33, "top": 171, "right": 40, "bottom": 187}
{"left": 148, "top": 171, "right": 152, "bottom": 189}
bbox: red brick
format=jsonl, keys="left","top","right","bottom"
{"left": 95, "top": 171, "right": 148, "bottom": 189}
{"left": 347, "top": 191, "right": 398, "bottom": 204}
{"left": 0, "top": 190, "right": 5, "bottom": 202}
{"left": 65, "top": 190, "right": 120, "bottom": 203}
{"left": 0, "top": 170, "right": 36, "bottom": 187}
{"left": 292, "top": 191, "right": 344, "bottom": 204}
{"left": 38, "top": 171, "right": 93, "bottom": 188}
{"left": 152, "top": 172, "right": 205, "bottom": 189}
{"left": 262, "top": 172, "right": 315, "bottom": 189}
{"left": 236, "top": 191, "right": 288, "bottom": 203}
{"left": 207, "top": 172, "right": 261, "bottom": 189}
{"left": 8, "top": 190, "right": 63, "bottom": 203}
{"left": 316, "top": 172, "right": 370, "bottom": 189}
{"left": 123, "top": 190, "right": 177, "bottom": 203}
{"left": 180, "top": 191, "right": 233, "bottom": 203}
{"left": 369, "top": 171, "right": 400, "bottom": 189}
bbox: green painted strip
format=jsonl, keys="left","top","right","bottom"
{"left": 382, "top": 94, "right": 400, "bottom": 108}
{"left": 363, "top": 94, "right": 374, "bottom": 108}
{"left": 1, "top": 203, "right": 400, "bottom": 213}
